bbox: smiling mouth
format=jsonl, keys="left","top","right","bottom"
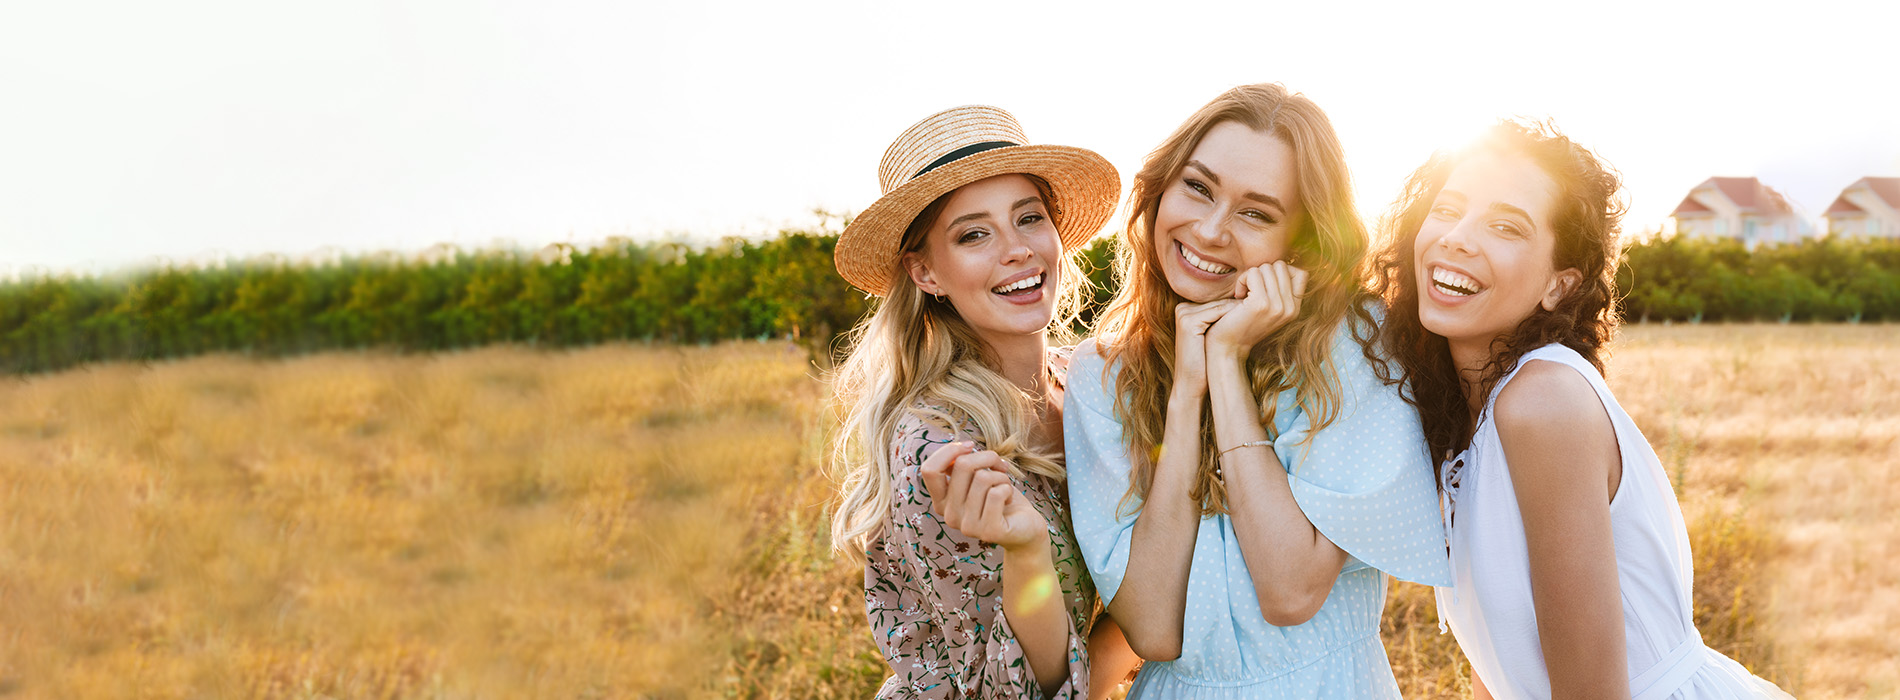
{"left": 1431, "top": 267, "right": 1486, "bottom": 297}
{"left": 1179, "top": 242, "right": 1235, "bottom": 275}
{"left": 992, "top": 273, "right": 1044, "bottom": 296}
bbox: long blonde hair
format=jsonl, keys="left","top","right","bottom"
{"left": 829, "top": 176, "right": 1090, "bottom": 560}
{"left": 1095, "top": 83, "right": 1378, "bottom": 517}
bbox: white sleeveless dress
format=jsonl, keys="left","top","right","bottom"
{"left": 1434, "top": 344, "right": 1790, "bottom": 700}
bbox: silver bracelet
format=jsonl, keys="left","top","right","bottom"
{"left": 1219, "top": 439, "right": 1272, "bottom": 457}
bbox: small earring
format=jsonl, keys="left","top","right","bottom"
{"left": 932, "top": 292, "right": 947, "bottom": 303}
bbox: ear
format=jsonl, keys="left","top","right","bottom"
{"left": 1541, "top": 268, "right": 1583, "bottom": 311}
{"left": 903, "top": 252, "right": 940, "bottom": 297}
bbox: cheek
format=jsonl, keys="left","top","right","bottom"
{"left": 1412, "top": 224, "right": 1443, "bottom": 260}
{"left": 1236, "top": 228, "right": 1289, "bottom": 267}
{"left": 1154, "top": 190, "right": 1191, "bottom": 231}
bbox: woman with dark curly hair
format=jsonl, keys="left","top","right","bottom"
{"left": 1369, "top": 121, "right": 1790, "bottom": 699}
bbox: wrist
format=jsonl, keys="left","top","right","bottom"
{"left": 1168, "top": 382, "right": 1205, "bottom": 406}
{"left": 1001, "top": 531, "right": 1054, "bottom": 559}
{"left": 1205, "top": 344, "right": 1248, "bottom": 374}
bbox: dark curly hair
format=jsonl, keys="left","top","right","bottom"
{"left": 1368, "top": 120, "right": 1626, "bottom": 469}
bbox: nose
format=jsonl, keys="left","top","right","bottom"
{"left": 1436, "top": 216, "right": 1479, "bottom": 256}
{"left": 1000, "top": 226, "right": 1035, "bottom": 266}
{"left": 1187, "top": 205, "right": 1231, "bottom": 249}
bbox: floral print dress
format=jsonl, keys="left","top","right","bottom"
{"left": 864, "top": 347, "right": 1097, "bottom": 700}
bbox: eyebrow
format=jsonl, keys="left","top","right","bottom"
{"left": 943, "top": 196, "right": 1045, "bottom": 229}
{"left": 1488, "top": 202, "right": 1535, "bottom": 224}
{"left": 1186, "top": 160, "right": 1286, "bottom": 215}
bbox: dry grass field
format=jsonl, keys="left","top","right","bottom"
{"left": 0, "top": 324, "right": 1892, "bottom": 698}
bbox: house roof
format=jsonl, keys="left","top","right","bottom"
{"left": 1712, "top": 177, "right": 1794, "bottom": 215}
{"left": 1672, "top": 177, "right": 1796, "bottom": 216}
{"left": 1672, "top": 195, "right": 1713, "bottom": 214}
{"left": 1827, "top": 197, "right": 1864, "bottom": 214}
{"left": 1824, "top": 177, "right": 1900, "bottom": 216}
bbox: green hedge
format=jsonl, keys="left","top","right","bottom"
{"left": 1618, "top": 236, "right": 1900, "bottom": 322}
{"left": 4, "top": 231, "right": 1896, "bottom": 375}
{"left": 0, "top": 231, "right": 872, "bottom": 374}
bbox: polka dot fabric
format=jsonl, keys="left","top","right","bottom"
{"left": 1063, "top": 321, "right": 1450, "bottom": 699}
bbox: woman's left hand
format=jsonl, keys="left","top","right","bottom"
{"left": 919, "top": 442, "right": 1050, "bottom": 552}
{"left": 1206, "top": 261, "right": 1308, "bottom": 357}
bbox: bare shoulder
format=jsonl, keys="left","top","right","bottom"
{"left": 1494, "top": 360, "right": 1618, "bottom": 491}
{"left": 1494, "top": 360, "right": 1606, "bottom": 435}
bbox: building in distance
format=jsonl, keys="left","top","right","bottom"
{"left": 1669, "top": 177, "right": 1809, "bottom": 249}
{"left": 1823, "top": 177, "right": 1900, "bottom": 238}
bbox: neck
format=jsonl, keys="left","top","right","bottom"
{"left": 1447, "top": 335, "right": 1493, "bottom": 417}
{"left": 984, "top": 330, "right": 1050, "bottom": 396}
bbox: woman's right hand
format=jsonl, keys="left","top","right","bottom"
{"left": 1173, "top": 299, "right": 1238, "bottom": 397}
{"left": 919, "top": 442, "right": 1049, "bottom": 552}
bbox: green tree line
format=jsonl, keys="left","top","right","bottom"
{"left": 4, "top": 231, "right": 1897, "bottom": 374}
{"left": 1619, "top": 235, "right": 1900, "bottom": 322}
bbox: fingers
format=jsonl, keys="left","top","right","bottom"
{"left": 1267, "top": 263, "right": 1291, "bottom": 318}
{"left": 966, "top": 469, "right": 1011, "bottom": 537}
{"left": 919, "top": 441, "right": 971, "bottom": 519}
{"left": 1289, "top": 265, "right": 1310, "bottom": 299}
{"left": 975, "top": 481, "right": 1014, "bottom": 540}
{"left": 1175, "top": 299, "right": 1239, "bottom": 335}
{"left": 1273, "top": 262, "right": 1295, "bottom": 304}
{"left": 943, "top": 449, "right": 1006, "bottom": 531}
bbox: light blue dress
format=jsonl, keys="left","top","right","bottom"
{"left": 1064, "top": 320, "right": 1451, "bottom": 699}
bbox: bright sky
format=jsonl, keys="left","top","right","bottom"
{"left": 3, "top": 0, "right": 1896, "bottom": 275}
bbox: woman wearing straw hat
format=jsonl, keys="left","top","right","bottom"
{"left": 828, "top": 105, "right": 1136, "bottom": 700}
{"left": 1062, "top": 84, "right": 1450, "bottom": 698}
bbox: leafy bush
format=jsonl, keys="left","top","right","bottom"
{"left": 1619, "top": 235, "right": 1900, "bottom": 322}
{"left": 6, "top": 230, "right": 1897, "bottom": 374}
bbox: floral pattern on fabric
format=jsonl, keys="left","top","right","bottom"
{"left": 864, "top": 348, "right": 1097, "bottom": 700}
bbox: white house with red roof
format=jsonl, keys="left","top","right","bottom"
{"left": 1669, "top": 177, "right": 1808, "bottom": 248}
{"left": 1823, "top": 177, "right": 1900, "bottom": 238}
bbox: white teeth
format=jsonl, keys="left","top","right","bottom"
{"left": 993, "top": 274, "right": 1042, "bottom": 293}
{"left": 1431, "top": 267, "right": 1484, "bottom": 296}
{"left": 1180, "top": 245, "right": 1234, "bottom": 275}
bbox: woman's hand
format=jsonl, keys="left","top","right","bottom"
{"left": 919, "top": 442, "right": 1049, "bottom": 551}
{"left": 1173, "top": 299, "right": 1238, "bottom": 397}
{"left": 1206, "top": 261, "right": 1308, "bottom": 358}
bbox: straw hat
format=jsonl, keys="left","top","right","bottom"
{"left": 835, "top": 105, "right": 1120, "bottom": 296}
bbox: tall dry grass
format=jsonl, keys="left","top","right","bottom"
{"left": 0, "top": 325, "right": 1892, "bottom": 698}
{"left": 0, "top": 342, "right": 821, "bottom": 698}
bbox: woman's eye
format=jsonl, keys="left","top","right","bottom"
{"left": 957, "top": 228, "right": 989, "bottom": 244}
{"left": 1017, "top": 212, "right": 1046, "bottom": 227}
{"left": 1242, "top": 209, "right": 1277, "bottom": 226}
{"left": 1184, "top": 179, "right": 1211, "bottom": 197}
{"left": 1493, "top": 222, "right": 1524, "bottom": 238}
{"left": 1430, "top": 205, "right": 1459, "bottom": 219}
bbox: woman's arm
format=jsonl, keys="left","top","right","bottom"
{"left": 1494, "top": 361, "right": 1627, "bottom": 700}
{"left": 1103, "top": 299, "right": 1236, "bottom": 660}
{"left": 920, "top": 443, "right": 1073, "bottom": 697}
{"left": 1205, "top": 349, "right": 1347, "bottom": 625}
{"left": 1203, "top": 263, "right": 1347, "bottom": 626}
{"left": 1085, "top": 614, "right": 1140, "bottom": 700}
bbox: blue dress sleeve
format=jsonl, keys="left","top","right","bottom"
{"left": 1271, "top": 321, "right": 1452, "bottom": 587}
{"left": 1061, "top": 339, "right": 1139, "bottom": 606}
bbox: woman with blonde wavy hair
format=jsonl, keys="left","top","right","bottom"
{"left": 1062, "top": 84, "right": 1450, "bottom": 698}
{"left": 828, "top": 105, "right": 1136, "bottom": 700}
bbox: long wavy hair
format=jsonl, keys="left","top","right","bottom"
{"left": 1094, "top": 83, "right": 1377, "bottom": 517}
{"left": 829, "top": 175, "right": 1090, "bottom": 560}
{"left": 1369, "top": 120, "right": 1625, "bottom": 469}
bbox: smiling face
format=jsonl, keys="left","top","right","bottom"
{"left": 1151, "top": 121, "right": 1302, "bottom": 303}
{"left": 1413, "top": 149, "right": 1582, "bottom": 355}
{"left": 904, "top": 174, "right": 1063, "bottom": 342}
